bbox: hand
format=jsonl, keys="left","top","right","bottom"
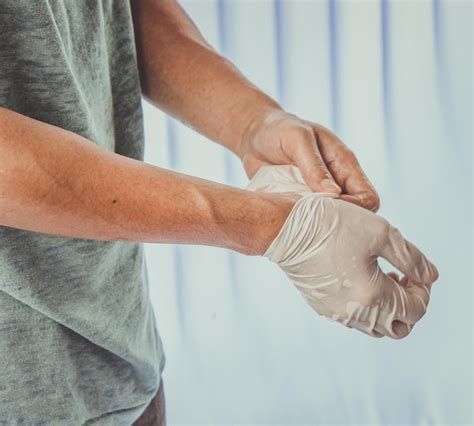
{"left": 247, "top": 165, "right": 439, "bottom": 339}
{"left": 239, "top": 109, "right": 380, "bottom": 212}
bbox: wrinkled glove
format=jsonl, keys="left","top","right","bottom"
{"left": 247, "top": 165, "right": 438, "bottom": 339}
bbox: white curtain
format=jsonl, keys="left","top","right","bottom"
{"left": 143, "top": 0, "right": 472, "bottom": 424}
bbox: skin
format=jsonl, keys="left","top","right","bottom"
{"left": 130, "top": 0, "right": 380, "bottom": 211}
{"left": 0, "top": 0, "right": 378, "bottom": 257}
{"left": 0, "top": 107, "right": 293, "bottom": 255}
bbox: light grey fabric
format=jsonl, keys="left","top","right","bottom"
{"left": 0, "top": 1, "right": 165, "bottom": 424}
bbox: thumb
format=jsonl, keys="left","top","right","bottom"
{"left": 291, "top": 129, "right": 341, "bottom": 194}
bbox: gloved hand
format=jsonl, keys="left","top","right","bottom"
{"left": 247, "top": 165, "right": 439, "bottom": 339}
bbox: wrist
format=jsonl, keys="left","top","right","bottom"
{"left": 241, "top": 192, "right": 296, "bottom": 256}
{"left": 235, "top": 101, "right": 283, "bottom": 160}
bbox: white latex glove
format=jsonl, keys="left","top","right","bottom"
{"left": 247, "top": 165, "right": 439, "bottom": 339}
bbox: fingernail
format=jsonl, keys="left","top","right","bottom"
{"left": 321, "top": 179, "right": 341, "bottom": 194}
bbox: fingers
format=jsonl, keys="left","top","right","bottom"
{"left": 344, "top": 313, "right": 385, "bottom": 338}
{"left": 374, "top": 319, "right": 412, "bottom": 340}
{"left": 351, "top": 323, "right": 385, "bottom": 338}
{"left": 288, "top": 127, "right": 342, "bottom": 194}
{"left": 378, "top": 224, "right": 439, "bottom": 286}
{"left": 387, "top": 271, "right": 400, "bottom": 282}
{"left": 371, "top": 224, "right": 437, "bottom": 339}
{"left": 340, "top": 192, "right": 380, "bottom": 213}
{"left": 373, "top": 271, "right": 432, "bottom": 338}
{"left": 387, "top": 272, "right": 408, "bottom": 288}
{"left": 343, "top": 268, "right": 430, "bottom": 339}
{"left": 314, "top": 126, "right": 380, "bottom": 211}
{"left": 338, "top": 170, "right": 380, "bottom": 212}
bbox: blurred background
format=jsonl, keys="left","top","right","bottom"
{"left": 142, "top": 0, "right": 472, "bottom": 424}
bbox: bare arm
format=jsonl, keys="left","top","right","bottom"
{"left": 130, "top": 0, "right": 280, "bottom": 156}
{"left": 130, "top": 0, "right": 380, "bottom": 211}
{"left": 0, "top": 108, "right": 293, "bottom": 255}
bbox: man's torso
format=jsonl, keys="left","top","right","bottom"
{"left": 0, "top": 1, "right": 165, "bottom": 423}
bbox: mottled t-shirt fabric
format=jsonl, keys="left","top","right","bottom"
{"left": 0, "top": 1, "right": 165, "bottom": 424}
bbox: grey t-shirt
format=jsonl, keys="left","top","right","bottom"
{"left": 0, "top": 1, "right": 165, "bottom": 424}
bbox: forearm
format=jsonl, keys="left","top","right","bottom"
{"left": 0, "top": 108, "right": 292, "bottom": 254}
{"left": 130, "top": 0, "right": 281, "bottom": 156}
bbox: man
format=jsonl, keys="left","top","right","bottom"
{"left": 0, "top": 1, "right": 437, "bottom": 424}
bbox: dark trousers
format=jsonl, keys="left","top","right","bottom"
{"left": 133, "top": 380, "right": 166, "bottom": 426}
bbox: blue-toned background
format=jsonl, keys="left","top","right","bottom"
{"left": 143, "top": 0, "right": 472, "bottom": 424}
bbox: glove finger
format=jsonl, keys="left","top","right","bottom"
{"left": 335, "top": 300, "right": 385, "bottom": 338}
{"left": 344, "top": 316, "right": 385, "bottom": 338}
{"left": 374, "top": 320, "right": 412, "bottom": 340}
{"left": 299, "top": 287, "right": 385, "bottom": 338}
{"left": 374, "top": 271, "right": 431, "bottom": 338}
{"left": 378, "top": 225, "right": 438, "bottom": 286}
